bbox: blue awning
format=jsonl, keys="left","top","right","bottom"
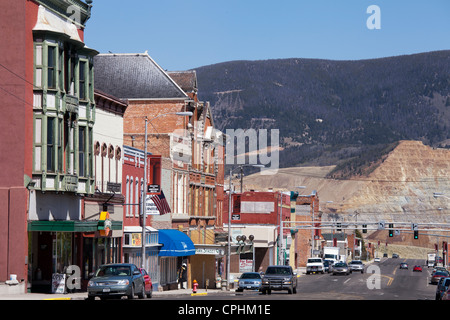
{"left": 158, "top": 229, "right": 195, "bottom": 257}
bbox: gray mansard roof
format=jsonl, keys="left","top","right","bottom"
{"left": 94, "top": 53, "right": 188, "bottom": 100}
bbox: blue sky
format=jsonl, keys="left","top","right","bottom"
{"left": 84, "top": 0, "right": 450, "bottom": 71}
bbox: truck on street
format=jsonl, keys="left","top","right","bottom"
{"left": 306, "top": 257, "right": 325, "bottom": 274}
{"left": 427, "top": 252, "right": 436, "bottom": 268}
{"left": 261, "top": 265, "right": 297, "bottom": 295}
{"left": 323, "top": 247, "right": 340, "bottom": 264}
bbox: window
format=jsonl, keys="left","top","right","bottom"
{"left": 34, "top": 117, "right": 42, "bottom": 172}
{"left": 34, "top": 44, "right": 43, "bottom": 88}
{"left": 47, "top": 117, "right": 55, "bottom": 172}
{"left": 79, "top": 126, "right": 86, "bottom": 177}
{"left": 79, "top": 60, "right": 86, "bottom": 100}
{"left": 57, "top": 118, "right": 63, "bottom": 172}
{"left": 47, "top": 46, "right": 56, "bottom": 89}
{"left": 88, "top": 128, "right": 93, "bottom": 176}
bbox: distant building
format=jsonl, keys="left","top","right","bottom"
{"left": 223, "top": 191, "right": 291, "bottom": 274}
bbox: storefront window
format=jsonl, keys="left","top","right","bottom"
{"left": 53, "top": 232, "right": 72, "bottom": 274}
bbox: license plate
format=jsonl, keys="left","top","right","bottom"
{"left": 247, "top": 286, "right": 252, "bottom": 288}
{"left": 103, "top": 288, "right": 111, "bottom": 293}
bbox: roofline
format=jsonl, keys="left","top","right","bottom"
{"left": 97, "top": 52, "right": 189, "bottom": 99}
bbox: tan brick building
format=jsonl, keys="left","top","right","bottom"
{"left": 94, "top": 53, "right": 225, "bottom": 289}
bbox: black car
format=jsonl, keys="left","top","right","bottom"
{"left": 261, "top": 265, "right": 297, "bottom": 294}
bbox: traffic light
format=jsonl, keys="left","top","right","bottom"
{"left": 388, "top": 224, "right": 394, "bottom": 237}
{"left": 414, "top": 230, "right": 419, "bottom": 239}
{"left": 362, "top": 224, "right": 367, "bottom": 234}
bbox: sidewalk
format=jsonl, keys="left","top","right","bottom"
{"left": 0, "top": 288, "right": 229, "bottom": 300}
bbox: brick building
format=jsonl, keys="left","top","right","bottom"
{"left": 291, "top": 191, "right": 321, "bottom": 268}
{"left": 94, "top": 53, "right": 225, "bottom": 289}
{"left": 0, "top": 0, "right": 101, "bottom": 294}
{"left": 223, "top": 191, "right": 291, "bottom": 274}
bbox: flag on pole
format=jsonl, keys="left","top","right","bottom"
{"left": 151, "top": 190, "right": 171, "bottom": 215}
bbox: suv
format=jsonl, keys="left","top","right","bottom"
{"left": 261, "top": 265, "right": 297, "bottom": 294}
{"left": 306, "top": 258, "right": 325, "bottom": 274}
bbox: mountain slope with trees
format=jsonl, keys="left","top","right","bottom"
{"left": 194, "top": 51, "right": 450, "bottom": 175}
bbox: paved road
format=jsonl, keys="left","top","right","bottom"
{"left": 176, "top": 258, "right": 436, "bottom": 301}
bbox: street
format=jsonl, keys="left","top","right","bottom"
{"left": 156, "top": 258, "right": 436, "bottom": 301}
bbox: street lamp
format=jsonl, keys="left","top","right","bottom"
{"left": 226, "top": 164, "right": 264, "bottom": 290}
{"left": 141, "top": 111, "right": 192, "bottom": 270}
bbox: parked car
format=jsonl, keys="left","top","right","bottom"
{"left": 332, "top": 262, "right": 351, "bottom": 276}
{"left": 435, "top": 277, "right": 450, "bottom": 300}
{"left": 413, "top": 265, "right": 422, "bottom": 272}
{"left": 441, "top": 286, "right": 450, "bottom": 300}
{"left": 261, "top": 265, "right": 297, "bottom": 294}
{"left": 399, "top": 263, "right": 408, "bottom": 269}
{"left": 392, "top": 253, "right": 399, "bottom": 258}
{"left": 236, "top": 272, "right": 262, "bottom": 292}
{"left": 431, "top": 271, "right": 449, "bottom": 285}
{"left": 374, "top": 257, "right": 381, "bottom": 262}
{"left": 348, "top": 260, "right": 365, "bottom": 273}
{"left": 87, "top": 263, "right": 146, "bottom": 300}
{"left": 139, "top": 268, "right": 153, "bottom": 298}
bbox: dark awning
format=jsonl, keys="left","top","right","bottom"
{"left": 28, "top": 220, "right": 122, "bottom": 232}
{"left": 158, "top": 229, "right": 195, "bottom": 257}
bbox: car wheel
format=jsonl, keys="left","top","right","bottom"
{"left": 128, "top": 284, "right": 135, "bottom": 300}
{"left": 138, "top": 284, "right": 146, "bottom": 299}
{"left": 147, "top": 286, "right": 153, "bottom": 299}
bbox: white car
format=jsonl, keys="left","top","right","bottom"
{"left": 374, "top": 257, "right": 381, "bottom": 262}
{"left": 348, "top": 260, "right": 365, "bottom": 273}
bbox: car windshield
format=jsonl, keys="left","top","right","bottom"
{"left": 435, "top": 271, "right": 448, "bottom": 276}
{"left": 308, "top": 259, "right": 322, "bottom": 263}
{"left": 240, "top": 273, "right": 261, "bottom": 279}
{"left": 95, "top": 265, "right": 131, "bottom": 277}
{"left": 334, "top": 263, "right": 346, "bottom": 267}
{"left": 350, "top": 261, "right": 362, "bottom": 264}
{"left": 265, "top": 267, "right": 291, "bottom": 275}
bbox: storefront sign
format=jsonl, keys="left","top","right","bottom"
{"left": 145, "top": 195, "right": 159, "bottom": 215}
{"left": 98, "top": 211, "right": 112, "bottom": 236}
{"left": 195, "top": 248, "right": 224, "bottom": 255}
{"left": 147, "top": 184, "right": 160, "bottom": 194}
{"left": 131, "top": 233, "right": 142, "bottom": 246}
{"left": 239, "top": 259, "right": 253, "bottom": 273}
{"left": 51, "top": 273, "right": 66, "bottom": 294}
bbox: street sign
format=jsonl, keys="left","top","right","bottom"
{"left": 147, "top": 184, "right": 160, "bottom": 194}
{"left": 412, "top": 223, "right": 418, "bottom": 231}
{"left": 378, "top": 221, "right": 385, "bottom": 230}
{"left": 145, "top": 195, "right": 159, "bottom": 215}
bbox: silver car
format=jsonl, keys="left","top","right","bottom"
{"left": 348, "top": 260, "right": 365, "bottom": 273}
{"left": 332, "top": 262, "right": 351, "bottom": 275}
{"left": 87, "top": 263, "right": 146, "bottom": 300}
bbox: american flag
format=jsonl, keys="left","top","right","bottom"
{"left": 151, "top": 191, "right": 171, "bottom": 215}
